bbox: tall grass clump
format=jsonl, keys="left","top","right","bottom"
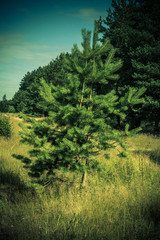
{"left": 0, "top": 114, "right": 12, "bottom": 138}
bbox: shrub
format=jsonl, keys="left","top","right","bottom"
{"left": 8, "top": 105, "right": 15, "bottom": 113}
{"left": 0, "top": 114, "right": 12, "bottom": 138}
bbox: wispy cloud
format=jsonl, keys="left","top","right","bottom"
{"left": 0, "top": 33, "right": 58, "bottom": 67}
{"left": 69, "top": 8, "right": 106, "bottom": 21}
{"left": 0, "top": 33, "right": 65, "bottom": 99}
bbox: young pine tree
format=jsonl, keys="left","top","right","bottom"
{"left": 16, "top": 22, "right": 145, "bottom": 187}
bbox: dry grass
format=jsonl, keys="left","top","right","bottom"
{"left": 0, "top": 114, "right": 160, "bottom": 240}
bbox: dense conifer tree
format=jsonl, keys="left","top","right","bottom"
{"left": 15, "top": 22, "right": 145, "bottom": 186}
{"left": 0, "top": 95, "right": 9, "bottom": 113}
{"left": 99, "top": 0, "right": 160, "bottom": 132}
{"left": 131, "top": 0, "right": 160, "bottom": 132}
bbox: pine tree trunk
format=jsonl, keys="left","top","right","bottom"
{"left": 82, "top": 172, "right": 87, "bottom": 187}
{"left": 82, "top": 81, "right": 93, "bottom": 186}
{"left": 81, "top": 158, "right": 89, "bottom": 187}
{"left": 80, "top": 79, "right": 85, "bottom": 108}
{"left": 80, "top": 59, "right": 88, "bottom": 108}
{"left": 88, "top": 84, "right": 93, "bottom": 111}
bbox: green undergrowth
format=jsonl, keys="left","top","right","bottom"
{"left": 0, "top": 114, "right": 12, "bottom": 138}
{"left": 0, "top": 114, "right": 160, "bottom": 240}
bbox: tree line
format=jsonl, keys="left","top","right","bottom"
{"left": 0, "top": 0, "right": 160, "bottom": 133}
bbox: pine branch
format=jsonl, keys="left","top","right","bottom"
{"left": 105, "top": 48, "right": 116, "bottom": 69}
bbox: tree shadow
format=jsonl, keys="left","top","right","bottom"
{"left": 0, "top": 168, "right": 36, "bottom": 202}
{"left": 0, "top": 169, "right": 25, "bottom": 188}
{"left": 133, "top": 149, "right": 160, "bottom": 165}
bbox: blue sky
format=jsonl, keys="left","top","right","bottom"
{"left": 0, "top": 0, "right": 112, "bottom": 100}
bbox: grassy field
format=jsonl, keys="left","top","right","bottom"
{"left": 0, "top": 114, "right": 160, "bottom": 240}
